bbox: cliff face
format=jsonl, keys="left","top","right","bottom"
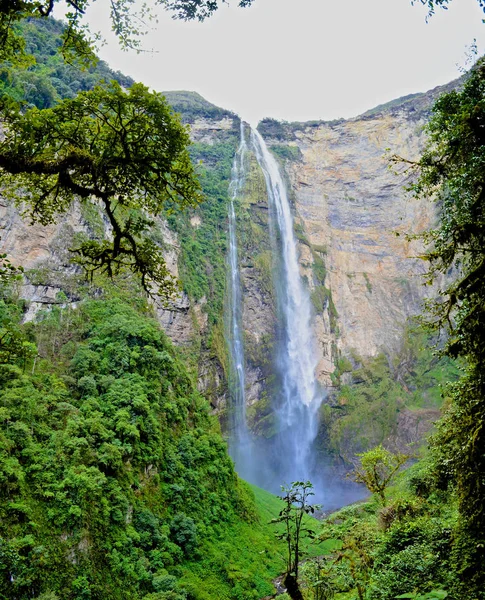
{"left": 0, "top": 98, "right": 241, "bottom": 411}
{"left": 259, "top": 83, "right": 457, "bottom": 369}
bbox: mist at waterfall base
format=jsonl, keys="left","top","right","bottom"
{"left": 225, "top": 124, "right": 365, "bottom": 511}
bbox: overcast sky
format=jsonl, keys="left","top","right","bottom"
{"left": 66, "top": 0, "right": 485, "bottom": 124}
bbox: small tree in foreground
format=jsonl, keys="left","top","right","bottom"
{"left": 271, "top": 481, "right": 320, "bottom": 600}
{"left": 351, "top": 445, "right": 410, "bottom": 504}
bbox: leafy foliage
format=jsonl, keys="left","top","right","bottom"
{"left": 0, "top": 81, "right": 202, "bottom": 295}
{"left": 407, "top": 58, "right": 485, "bottom": 596}
{"left": 321, "top": 327, "right": 459, "bottom": 462}
{"left": 351, "top": 446, "right": 410, "bottom": 504}
{"left": 0, "top": 18, "right": 133, "bottom": 109}
{"left": 313, "top": 459, "right": 458, "bottom": 600}
{"left": 0, "top": 290, "right": 293, "bottom": 599}
{"left": 0, "top": 250, "right": 24, "bottom": 286}
{"left": 271, "top": 481, "right": 319, "bottom": 599}
{"left": 167, "top": 141, "right": 236, "bottom": 317}
{"left": 0, "top": 0, "right": 256, "bottom": 64}
{"left": 163, "top": 91, "right": 237, "bottom": 124}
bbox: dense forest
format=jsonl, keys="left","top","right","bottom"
{"left": 0, "top": 3, "right": 484, "bottom": 600}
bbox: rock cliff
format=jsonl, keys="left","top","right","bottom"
{"left": 258, "top": 80, "right": 459, "bottom": 371}
{"left": 0, "top": 93, "right": 241, "bottom": 412}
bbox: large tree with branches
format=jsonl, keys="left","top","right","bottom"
{"left": 0, "top": 0, "right": 256, "bottom": 295}
{"left": 0, "top": 81, "right": 202, "bottom": 294}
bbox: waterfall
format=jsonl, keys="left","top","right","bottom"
{"left": 226, "top": 122, "right": 252, "bottom": 479}
{"left": 250, "top": 127, "right": 323, "bottom": 489}
{"left": 225, "top": 124, "right": 364, "bottom": 508}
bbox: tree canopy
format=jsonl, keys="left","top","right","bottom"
{"left": 411, "top": 58, "right": 485, "bottom": 597}
{"left": 0, "top": 80, "right": 202, "bottom": 295}
{"left": 0, "top": 0, "right": 255, "bottom": 61}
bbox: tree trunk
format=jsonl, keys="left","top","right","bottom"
{"left": 284, "top": 573, "right": 304, "bottom": 600}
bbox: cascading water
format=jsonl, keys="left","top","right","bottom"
{"left": 250, "top": 127, "right": 323, "bottom": 490}
{"left": 225, "top": 123, "right": 253, "bottom": 479}
{"left": 226, "top": 124, "right": 365, "bottom": 508}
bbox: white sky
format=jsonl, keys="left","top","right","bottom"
{"left": 63, "top": 0, "right": 485, "bottom": 124}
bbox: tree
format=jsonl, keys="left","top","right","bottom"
{"left": 0, "top": 250, "right": 23, "bottom": 286}
{"left": 0, "top": 1, "right": 258, "bottom": 295}
{"left": 407, "top": 57, "right": 485, "bottom": 596}
{"left": 351, "top": 445, "right": 409, "bottom": 504}
{"left": 0, "top": 81, "right": 202, "bottom": 295}
{"left": 271, "top": 481, "right": 320, "bottom": 600}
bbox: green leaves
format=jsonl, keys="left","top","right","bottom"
{"left": 0, "top": 81, "right": 202, "bottom": 295}
{"left": 351, "top": 446, "right": 410, "bottom": 504}
{"left": 0, "top": 295, "right": 244, "bottom": 598}
{"left": 395, "top": 590, "right": 448, "bottom": 600}
{"left": 271, "top": 481, "right": 320, "bottom": 584}
{"left": 409, "top": 57, "right": 485, "bottom": 596}
{"left": 0, "top": 0, "right": 257, "bottom": 68}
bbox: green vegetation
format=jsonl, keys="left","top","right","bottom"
{"left": 165, "top": 137, "right": 239, "bottom": 379}
{"left": 321, "top": 328, "right": 459, "bottom": 461}
{"left": 304, "top": 57, "right": 485, "bottom": 600}
{"left": 351, "top": 445, "right": 410, "bottom": 504}
{"left": 0, "top": 280, "right": 299, "bottom": 599}
{"left": 1, "top": 6, "right": 485, "bottom": 599}
{"left": 0, "top": 18, "right": 133, "bottom": 109}
{"left": 0, "top": 0, "right": 257, "bottom": 65}
{"left": 271, "top": 482, "right": 320, "bottom": 600}
{"left": 414, "top": 0, "right": 485, "bottom": 19}
{"left": 313, "top": 457, "right": 458, "bottom": 600}
{"left": 258, "top": 118, "right": 296, "bottom": 141}
{"left": 270, "top": 144, "right": 302, "bottom": 163}
{"left": 0, "top": 14, "right": 204, "bottom": 297}
{"left": 163, "top": 91, "right": 237, "bottom": 124}
{"left": 405, "top": 57, "right": 485, "bottom": 597}
{"left": 1, "top": 16, "right": 242, "bottom": 401}
{"left": 308, "top": 247, "right": 338, "bottom": 333}
{"left": 0, "top": 80, "right": 201, "bottom": 296}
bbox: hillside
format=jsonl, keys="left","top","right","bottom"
{"left": 0, "top": 16, "right": 459, "bottom": 478}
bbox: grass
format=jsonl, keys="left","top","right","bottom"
{"left": 179, "top": 482, "right": 334, "bottom": 599}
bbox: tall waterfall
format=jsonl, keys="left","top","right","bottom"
{"left": 226, "top": 125, "right": 363, "bottom": 507}
{"left": 226, "top": 123, "right": 252, "bottom": 479}
{"left": 250, "top": 128, "right": 323, "bottom": 489}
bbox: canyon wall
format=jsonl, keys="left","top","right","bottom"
{"left": 0, "top": 82, "right": 459, "bottom": 454}
{"left": 258, "top": 80, "right": 458, "bottom": 378}
{"left": 0, "top": 93, "right": 241, "bottom": 413}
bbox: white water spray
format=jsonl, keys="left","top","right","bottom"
{"left": 225, "top": 125, "right": 366, "bottom": 508}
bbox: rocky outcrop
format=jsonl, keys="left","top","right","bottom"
{"left": 237, "top": 152, "right": 277, "bottom": 427}
{"left": 259, "top": 81, "right": 458, "bottom": 365}
{"left": 0, "top": 82, "right": 457, "bottom": 452}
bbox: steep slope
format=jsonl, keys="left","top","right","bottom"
{"left": 0, "top": 90, "right": 241, "bottom": 412}
{"left": 0, "top": 287, "right": 302, "bottom": 600}
{"left": 245, "top": 84, "right": 461, "bottom": 463}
